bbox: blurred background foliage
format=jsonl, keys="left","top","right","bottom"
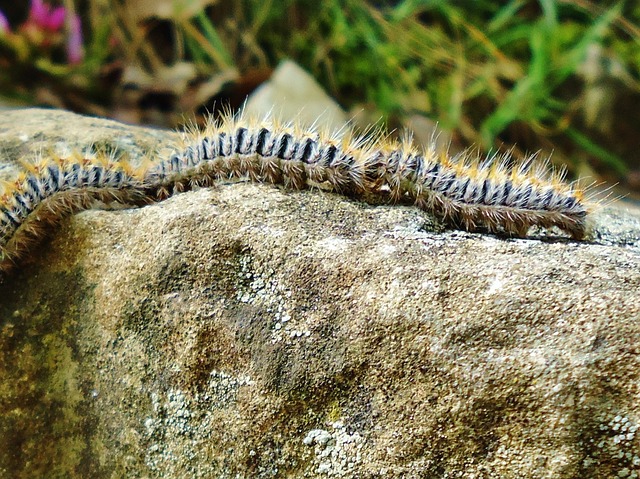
{"left": 0, "top": 0, "right": 639, "bottom": 193}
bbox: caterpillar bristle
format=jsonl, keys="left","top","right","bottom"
{"left": 0, "top": 112, "right": 594, "bottom": 277}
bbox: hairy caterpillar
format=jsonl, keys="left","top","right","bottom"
{"left": 0, "top": 113, "right": 589, "bottom": 275}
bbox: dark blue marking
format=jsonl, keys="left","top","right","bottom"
{"left": 1, "top": 207, "right": 20, "bottom": 226}
{"left": 480, "top": 178, "right": 491, "bottom": 204}
{"left": 184, "top": 146, "right": 195, "bottom": 165}
{"left": 299, "top": 138, "right": 317, "bottom": 164}
{"left": 412, "top": 155, "right": 424, "bottom": 179}
{"left": 13, "top": 192, "right": 31, "bottom": 213}
{"left": 93, "top": 166, "right": 107, "bottom": 187}
{"left": 333, "top": 154, "right": 355, "bottom": 170}
{"left": 170, "top": 154, "right": 181, "bottom": 171}
{"left": 454, "top": 177, "right": 470, "bottom": 201}
{"left": 438, "top": 173, "right": 456, "bottom": 194}
{"left": 234, "top": 127, "right": 247, "bottom": 154}
{"left": 112, "top": 170, "right": 124, "bottom": 186}
{"left": 2, "top": 208, "right": 21, "bottom": 227}
{"left": 46, "top": 164, "right": 60, "bottom": 191}
{"left": 426, "top": 162, "right": 440, "bottom": 177}
{"left": 503, "top": 180, "right": 513, "bottom": 199}
{"left": 256, "top": 128, "right": 270, "bottom": 156}
{"left": 320, "top": 144, "right": 338, "bottom": 167}
{"left": 195, "top": 142, "right": 205, "bottom": 164}
{"left": 200, "top": 138, "right": 211, "bottom": 160}
{"left": 63, "top": 163, "right": 82, "bottom": 188}
{"left": 277, "top": 133, "right": 293, "bottom": 160}
{"left": 218, "top": 132, "right": 228, "bottom": 157}
{"left": 26, "top": 175, "right": 43, "bottom": 200}
{"left": 540, "top": 189, "right": 553, "bottom": 204}
{"left": 563, "top": 196, "right": 577, "bottom": 209}
{"left": 387, "top": 151, "right": 402, "bottom": 171}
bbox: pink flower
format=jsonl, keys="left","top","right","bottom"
{"left": 2, "top": 1, "right": 84, "bottom": 65}
{"left": 25, "top": 0, "right": 84, "bottom": 64}
{"left": 29, "top": 0, "right": 65, "bottom": 31}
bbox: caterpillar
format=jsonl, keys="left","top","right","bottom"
{"left": 0, "top": 113, "right": 589, "bottom": 275}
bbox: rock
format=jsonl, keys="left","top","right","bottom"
{"left": 0, "top": 108, "right": 173, "bottom": 181}
{"left": 243, "top": 60, "right": 348, "bottom": 130}
{"left": 1, "top": 109, "right": 640, "bottom": 478}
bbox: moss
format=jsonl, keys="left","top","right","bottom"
{"left": 0, "top": 268, "right": 102, "bottom": 478}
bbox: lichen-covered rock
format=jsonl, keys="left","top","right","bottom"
{"left": 1, "top": 109, "right": 640, "bottom": 478}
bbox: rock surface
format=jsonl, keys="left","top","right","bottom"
{"left": 243, "top": 60, "right": 348, "bottom": 131}
{"left": 1, "top": 109, "right": 640, "bottom": 479}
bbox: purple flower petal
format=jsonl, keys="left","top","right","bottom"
{"left": 67, "top": 14, "right": 83, "bottom": 64}
{"left": 0, "top": 11, "right": 10, "bottom": 34}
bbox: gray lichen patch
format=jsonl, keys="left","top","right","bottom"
{"left": 303, "top": 421, "right": 365, "bottom": 476}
